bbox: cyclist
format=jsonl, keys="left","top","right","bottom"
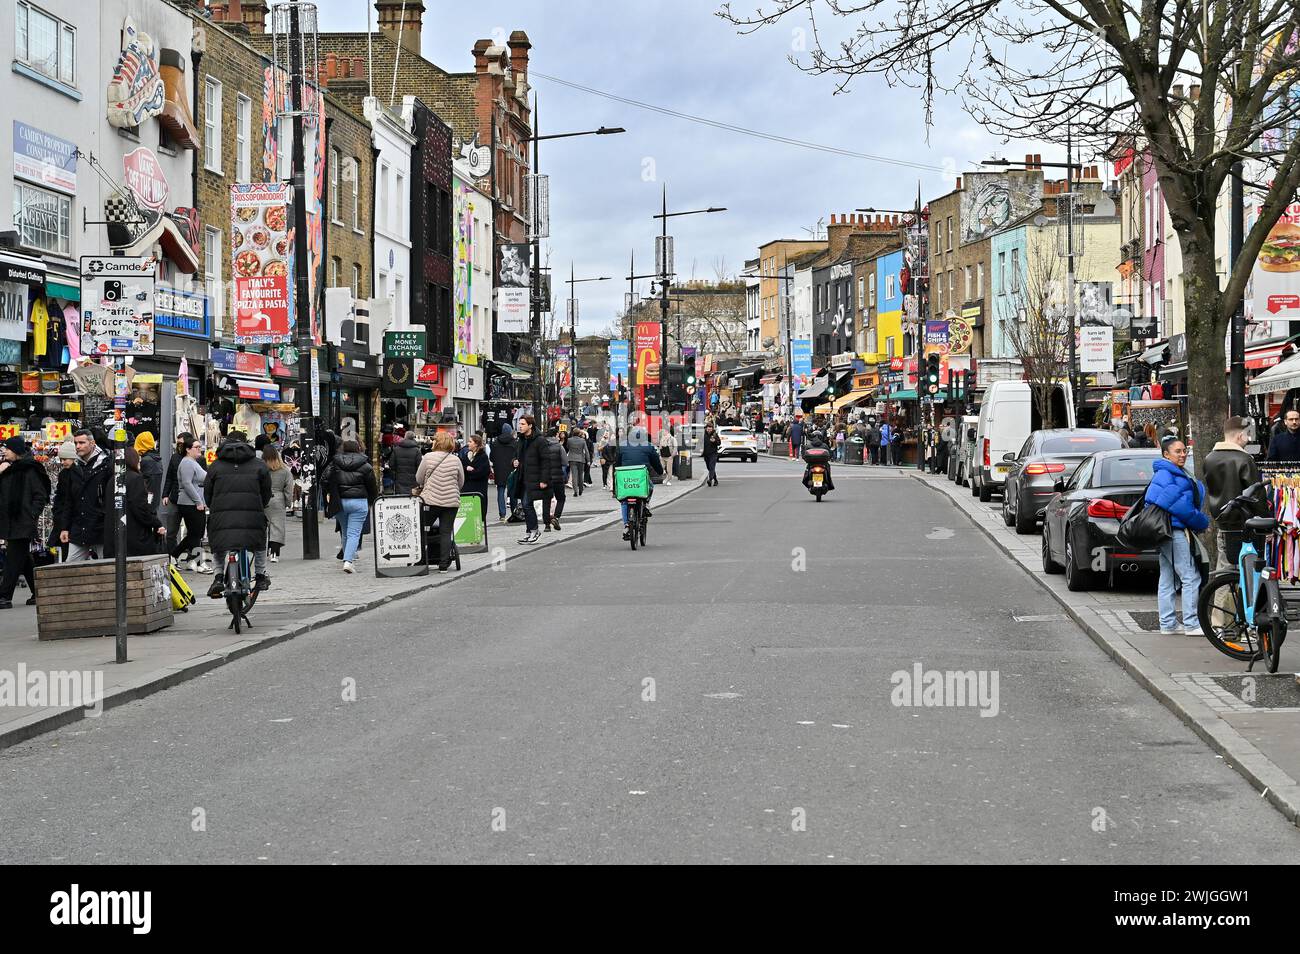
{"left": 617, "top": 425, "right": 663, "bottom": 540}
{"left": 203, "top": 429, "right": 273, "bottom": 599}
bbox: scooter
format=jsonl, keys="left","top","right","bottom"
{"left": 802, "top": 445, "right": 833, "bottom": 502}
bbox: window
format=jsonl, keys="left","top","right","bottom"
{"left": 886, "top": 336, "right": 895, "bottom": 359}
{"left": 947, "top": 216, "right": 953, "bottom": 251}
{"left": 396, "top": 171, "right": 406, "bottom": 238}
{"left": 977, "top": 262, "right": 984, "bottom": 298}
{"left": 378, "top": 163, "right": 389, "bottom": 231}
{"left": 948, "top": 270, "right": 955, "bottom": 308}
{"left": 1011, "top": 248, "right": 1021, "bottom": 292}
{"left": 1144, "top": 189, "right": 1153, "bottom": 249}
{"left": 330, "top": 256, "right": 340, "bottom": 287}
{"left": 885, "top": 272, "right": 895, "bottom": 300}
{"left": 998, "top": 251, "right": 1006, "bottom": 293}
{"left": 394, "top": 276, "right": 403, "bottom": 325}
{"left": 868, "top": 274, "right": 876, "bottom": 307}
{"left": 203, "top": 227, "right": 222, "bottom": 324}
{"left": 935, "top": 281, "right": 942, "bottom": 312}
{"left": 330, "top": 148, "right": 340, "bottom": 222}
{"left": 276, "top": 116, "right": 291, "bottom": 181}
{"left": 203, "top": 77, "right": 221, "bottom": 172}
{"left": 16, "top": 2, "right": 75, "bottom": 87}
{"left": 13, "top": 181, "right": 70, "bottom": 254}
{"left": 235, "top": 95, "right": 251, "bottom": 182}
{"left": 352, "top": 264, "right": 361, "bottom": 299}
{"left": 350, "top": 159, "right": 360, "bottom": 229}
{"left": 857, "top": 277, "right": 864, "bottom": 308}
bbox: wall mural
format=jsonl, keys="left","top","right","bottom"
{"left": 453, "top": 179, "right": 476, "bottom": 363}
{"left": 960, "top": 173, "right": 1039, "bottom": 245}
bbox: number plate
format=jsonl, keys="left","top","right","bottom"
{"left": 813, "top": 475, "right": 824, "bottom": 487}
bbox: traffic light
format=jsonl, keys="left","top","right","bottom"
{"left": 827, "top": 378, "right": 836, "bottom": 398}
{"left": 925, "top": 353, "right": 941, "bottom": 396}
{"left": 684, "top": 352, "right": 697, "bottom": 387}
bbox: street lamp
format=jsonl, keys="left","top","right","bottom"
{"left": 564, "top": 262, "right": 611, "bottom": 419}
{"left": 522, "top": 103, "right": 624, "bottom": 425}
{"left": 650, "top": 188, "right": 725, "bottom": 422}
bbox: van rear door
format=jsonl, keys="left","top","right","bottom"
{"left": 989, "top": 398, "right": 1031, "bottom": 483}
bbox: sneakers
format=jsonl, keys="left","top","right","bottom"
{"left": 336, "top": 549, "right": 344, "bottom": 560}
{"left": 207, "top": 579, "right": 225, "bottom": 599}
{"left": 498, "top": 516, "right": 507, "bottom": 524}
{"left": 622, "top": 526, "right": 632, "bottom": 541}
{"left": 343, "top": 561, "right": 354, "bottom": 574}
{"left": 1160, "top": 628, "right": 1179, "bottom": 635}
{"left": 551, "top": 516, "right": 562, "bottom": 531}
{"left": 187, "top": 557, "right": 203, "bottom": 572}
{"left": 255, "top": 574, "right": 271, "bottom": 592}
{"left": 1183, "top": 627, "right": 1204, "bottom": 637}
{"left": 269, "top": 553, "right": 279, "bottom": 563}
{"left": 518, "top": 531, "right": 541, "bottom": 545}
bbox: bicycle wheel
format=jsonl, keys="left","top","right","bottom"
{"left": 638, "top": 513, "right": 647, "bottom": 547}
{"left": 226, "top": 592, "right": 243, "bottom": 634}
{"left": 1197, "top": 570, "right": 1258, "bottom": 661}
{"left": 1260, "top": 619, "right": 1284, "bottom": 673}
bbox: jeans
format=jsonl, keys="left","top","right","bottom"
{"left": 338, "top": 497, "right": 369, "bottom": 562}
{"left": 705, "top": 455, "right": 718, "bottom": 483}
{"left": 1158, "top": 529, "right": 1202, "bottom": 631}
{"left": 524, "top": 488, "right": 552, "bottom": 533}
{"left": 212, "top": 548, "right": 268, "bottom": 581}
{"left": 496, "top": 484, "right": 509, "bottom": 519}
{"left": 621, "top": 493, "right": 652, "bottom": 525}
{"left": 67, "top": 543, "right": 97, "bottom": 563}
{"left": 869, "top": 445, "right": 879, "bottom": 464}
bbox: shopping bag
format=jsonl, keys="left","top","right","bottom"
{"left": 1117, "top": 498, "right": 1172, "bottom": 550}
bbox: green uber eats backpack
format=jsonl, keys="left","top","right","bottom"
{"left": 613, "top": 465, "right": 650, "bottom": 501}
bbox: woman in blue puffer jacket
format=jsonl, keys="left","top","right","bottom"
{"left": 1143, "top": 436, "right": 1210, "bottom": 635}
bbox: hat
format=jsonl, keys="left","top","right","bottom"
{"left": 133, "top": 432, "right": 156, "bottom": 454}
{"left": 57, "top": 440, "right": 76, "bottom": 460}
{"left": 3, "top": 436, "right": 28, "bottom": 456}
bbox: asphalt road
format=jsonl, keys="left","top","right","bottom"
{"left": 2, "top": 455, "right": 1297, "bottom": 863}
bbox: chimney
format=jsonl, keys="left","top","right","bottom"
{"left": 1190, "top": 83, "right": 1201, "bottom": 102}
{"left": 508, "top": 31, "right": 531, "bottom": 88}
{"left": 1024, "top": 153, "right": 1033, "bottom": 168}
{"left": 956, "top": 176, "right": 962, "bottom": 190}
{"left": 375, "top": 0, "right": 424, "bottom": 56}
{"left": 827, "top": 214, "right": 856, "bottom": 258}
{"left": 241, "top": 0, "right": 267, "bottom": 33}
{"left": 472, "top": 39, "right": 492, "bottom": 74}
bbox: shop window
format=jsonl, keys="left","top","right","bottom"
{"left": 13, "top": 180, "right": 70, "bottom": 255}
{"left": 16, "top": 1, "right": 75, "bottom": 87}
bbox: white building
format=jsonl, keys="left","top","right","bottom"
{"left": 364, "top": 95, "right": 414, "bottom": 340}
{"left": 447, "top": 154, "right": 494, "bottom": 430}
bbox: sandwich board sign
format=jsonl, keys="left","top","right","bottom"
{"left": 372, "top": 496, "right": 428, "bottom": 577}
{"left": 453, "top": 494, "right": 487, "bottom": 553}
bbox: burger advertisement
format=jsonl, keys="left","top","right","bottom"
{"left": 1252, "top": 199, "right": 1300, "bottom": 323}
{"left": 230, "top": 183, "right": 294, "bottom": 343}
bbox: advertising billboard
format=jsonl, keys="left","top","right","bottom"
{"left": 230, "top": 183, "right": 293, "bottom": 344}
{"left": 497, "top": 243, "right": 531, "bottom": 334}
{"left": 609, "top": 339, "right": 629, "bottom": 390}
{"left": 635, "top": 321, "right": 661, "bottom": 386}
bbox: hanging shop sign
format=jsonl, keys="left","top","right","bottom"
{"left": 79, "top": 256, "right": 156, "bottom": 356}
{"left": 122, "top": 147, "right": 170, "bottom": 211}
{"left": 417, "top": 363, "right": 442, "bottom": 385}
{"left": 210, "top": 348, "right": 268, "bottom": 375}
{"left": 154, "top": 287, "right": 209, "bottom": 339}
{"left": 1079, "top": 325, "right": 1115, "bottom": 373}
{"left": 454, "top": 362, "right": 484, "bottom": 401}
{"left": 43, "top": 421, "right": 72, "bottom": 441}
{"left": 230, "top": 183, "right": 293, "bottom": 344}
{"left": 106, "top": 18, "right": 166, "bottom": 130}
{"left": 496, "top": 243, "right": 531, "bottom": 334}
{"left": 924, "top": 320, "right": 949, "bottom": 347}
{"left": 635, "top": 322, "right": 661, "bottom": 386}
{"left": 383, "top": 357, "right": 413, "bottom": 393}
{"left": 12, "top": 121, "right": 76, "bottom": 194}
{"left": 384, "top": 330, "right": 426, "bottom": 358}
{"left": 372, "top": 495, "right": 427, "bottom": 577}
{"left": 791, "top": 338, "right": 813, "bottom": 390}
{"left": 0, "top": 283, "right": 27, "bottom": 342}
{"left": 608, "top": 339, "right": 629, "bottom": 390}
{"left": 310, "top": 348, "right": 320, "bottom": 417}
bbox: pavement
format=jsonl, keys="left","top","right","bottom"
{"left": 0, "top": 471, "right": 705, "bottom": 749}
{"left": 1, "top": 453, "right": 1296, "bottom": 863}
{"left": 913, "top": 465, "right": 1300, "bottom": 826}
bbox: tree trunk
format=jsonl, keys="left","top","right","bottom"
{"left": 1182, "top": 249, "right": 1227, "bottom": 483}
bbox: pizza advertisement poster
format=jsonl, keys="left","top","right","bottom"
{"left": 230, "top": 183, "right": 294, "bottom": 343}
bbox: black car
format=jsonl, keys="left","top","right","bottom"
{"left": 1001, "top": 428, "right": 1124, "bottom": 534}
{"left": 1040, "top": 448, "right": 1162, "bottom": 592}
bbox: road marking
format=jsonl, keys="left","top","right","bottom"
{"left": 1012, "top": 614, "right": 1069, "bottom": 623}
{"left": 704, "top": 691, "right": 743, "bottom": 699}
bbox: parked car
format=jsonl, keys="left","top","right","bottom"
{"left": 1040, "top": 448, "right": 1162, "bottom": 592}
{"left": 972, "top": 380, "right": 1076, "bottom": 502}
{"left": 1001, "top": 428, "right": 1125, "bottom": 533}
{"left": 717, "top": 426, "right": 759, "bottom": 462}
{"left": 953, "top": 415, "right": 978, "bottom": 487}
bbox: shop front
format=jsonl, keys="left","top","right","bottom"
{"left": 482, "top": 360, "right": 533, "bottom": 437}
{"left": 451, "top": 360, "right": 486, "bottom": 436}
{"left": 212, "top": 346, "right": 298, "bottom": 447}
{"left": 334, "top": 347, "right": 382, "bottom": 463}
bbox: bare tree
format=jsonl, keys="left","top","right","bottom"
{"left": 677, "top": 286, "right": 748, "bottom": 357}
{"left": 1003, "top": 242, "right": 1070, "bottom": 430}
{"left": 719, "top": 0, "right": 1300, "bottom": 472}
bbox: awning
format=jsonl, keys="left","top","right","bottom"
{"left": 812, "top": 403, "right": 833, "bottom": 414}
{"left": 1138, "top": 343, "right": 1169, "bottom": 365}
{"left": 0, "top": 249, "right": 45, "bottom": 286}
{"left": 1249, "top": 353, "right": 1300, "bottom": 395}
{"left": 759, "top": 373, "right": 781, "bottom": 385}
{"left": 1159, "top": 363, "right": 1187, "bottom": 379}
{"left": 489, "top": 361, "right": 532, "bottom": 382}
{"left": 798, "top": 377, "right": 829, "bottom": 401}
{"left": 238, "top": 382, "right": 280, "bottom": 401}
{"left": 407, "top": 384, "right": 448, "bottom": 399}
{"left": 887, "top": 389, "right": 950, "bottom": 402}
{"left": 1245, "top": 341, "right": 1292, "bottom": 370}
{"left": 831, "top": 387, "right": 875, "bottom": 411}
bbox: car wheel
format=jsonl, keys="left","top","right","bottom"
{"left": 1001, "top": 493, "right": 1015, "bottom": 526}
{"left": 1014, "top": 493, "right": 1038, "bottom": 534}
{"left": 1042, "top": 527, "right": 1062, "bottom": 573}
{"left": 970, "top": 472, "right": 980, "bottom": 496}
{"left": 978, "top": 476, "right": 992, "bottom": 503}
{"left": 1065, "top": 539, "right": 1093, "bottom": 592}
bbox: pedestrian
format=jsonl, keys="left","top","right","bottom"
{"left": 867, "top": 420, "right": 881, "bottom": 464}
{"left": 789, "top": 415, "right": 804, "bottom": 460}
{"left": 56, "top": 429, "right": 112, "bottom": 563}
{"left": 413, "top": 431, "right": 464, "bottom": 571}
{"left": 459, "top": 432, "right": 490, "bottom": 518}
{"left": 1267, "top": 408, "right": 1300, "bottom": 461}
{"left": 134, "top": 431, "right": 163, "bottom": 505}
{"left": 600, "top": 436, "right": 618, "bottom": 488}
{"left": 262, "top": 445, "right": 292, "bottom": 563}
{"left": 170, "top": 436, "right": 208, "bottom": 570}
{"left": 547, "top": 427, "right": 568, "bottom": 527}
{"left": 489, "top": 424, "right": 517, "bottom": 523}
{"left": 1143, "top": 435, "right": 1210, "bottom": 635}
{"left": 1204, "top": 416, "right": 1266, "bottom": 572}
{"left": 282, "top": 440, "right": 303, "bottom": 515}
{"left": 584, "top": 421, "right": 597, "bottom": 485}
{"left": 893, "top": 423, "right": 905, "bottom": 465}
{"left": 253, "top": 433, "right": 272, "bottom": 459}
{"left": 878, "top": 420, "right": 893, "bottom": 466}
{"left": 702, "top": 420, "right": 721, "bottom": 486}
{"left": 514, "top": 415, "right": 548, "bottom": 545}
{"left": 323, "top": 439, "right": 378, "bottom": 574}
{"left": 104, "top": 447, "right": 166, "bottom": 558}
{"left": 47, "top": 440, "right": 77, "bottom": 561}
{"left": 658, "top": 424, "right": 677, "bottom": 486}
{"left": 834, "top": 426, "right": 846, "bottom": 462}
{"left": 203, "top": 430, "right": 273, "bottom": 597}
{"left": 0, "top": 436, "right": 50, "bottom": 608}
{"left": 566, "top": 426, "right": 589, "bottom": 497}
{"left": 389, "top": 427, "right": 422, "bottom": 497}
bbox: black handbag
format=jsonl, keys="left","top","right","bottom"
{"left": 1117, "top": 498, "right": 1172, "bottom": 550}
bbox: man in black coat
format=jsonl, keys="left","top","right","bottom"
{"left": 489, "top": 425, "right": 517, "bottom": 522}
{"left": 57, "top": 429, "right": 111, "bottom": 562}
{"left": 0, "top": 437, "right": 50, "bottom": 607}
{"left": 203, "top": 431, "right": 272, "bottom": 598}
{"left": 1267, "top": 409, "right": 1300, "bottom": 462}
{"left": 389, "top": 433, "right": 423, "bottom": 496}
{"left": 514, "top": 415, "right": 553, "bottom": 544}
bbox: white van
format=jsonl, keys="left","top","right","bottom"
{"left": 971, "top": 380, "right": 1074, "bottom": 502}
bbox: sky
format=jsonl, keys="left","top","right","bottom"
{"left": 314, "top": 0, "right": 1052, "bottom": 336}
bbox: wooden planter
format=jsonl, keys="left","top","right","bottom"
{"left": 35, "top": 555, "right": 174, "bottom": 641}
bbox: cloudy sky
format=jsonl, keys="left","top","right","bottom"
{"left": 315, "top": 0, "right": 1047, "bottom": 334}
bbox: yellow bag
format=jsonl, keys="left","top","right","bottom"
{"left": 168, "top": 563, "right": 196, "bottom": 612}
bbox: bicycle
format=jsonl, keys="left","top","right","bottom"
{"left": 624, "top": 495, "right": 648, "bottom": 550}
{"left": 1197, "top": 482, "right": 1288, "bottom": 673}
{"left": 222, "top": 548, "right": 260, "bottom": 634}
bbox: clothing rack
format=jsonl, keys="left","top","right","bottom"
{"left": 1257, "top": 463, "right": 1300, "bottom": 582}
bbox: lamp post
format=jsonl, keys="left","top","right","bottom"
{"left": 564, "top": 262, "right": 611, "bottom": 419}
{"left": 651, "top": 188, "right": 725, "bottom": 426}
{"left": 523, "top": 107, "right": 624, "bottom": 426}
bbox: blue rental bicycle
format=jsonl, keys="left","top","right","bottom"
{"left": 222, "top": 548, "right": 260, "bottom": 634}
{"left": 1197, "top": 482, "right": 1288, "bottom": 673}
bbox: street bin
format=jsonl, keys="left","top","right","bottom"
{"left": 846, "top": 437, "right": 865, "bottom": 465}
{"left": 770, "top": 440, "right": 790, "bottom": 457}
{"left": 677, "top": 449, "right": 693, "bottom": 479}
